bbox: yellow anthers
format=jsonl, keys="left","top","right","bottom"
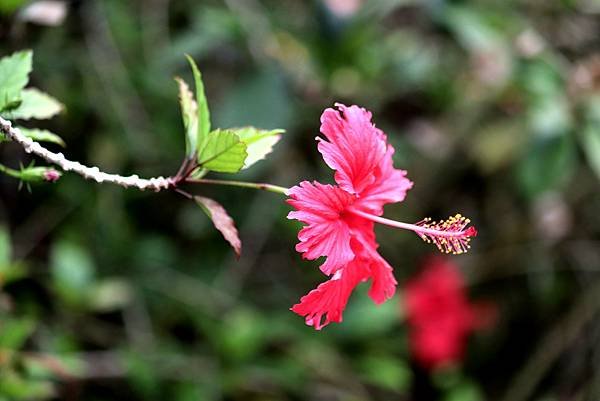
{"left": 414, "top": 214, "right": 478, "bottom": 255}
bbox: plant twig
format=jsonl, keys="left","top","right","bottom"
{"left": 174, "top": 188, "right": 193, "bottom": 199}
{"left": 0, "top": 162, "right": 21, "bottom": 179}
{"left": 0, "top": 116, "right": 173, "bottom": 191}
{"left": 185, "top": 177, "right": 288, "bottom": 195}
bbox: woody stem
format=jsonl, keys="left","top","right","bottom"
{"left": 349, "top": 208, "right": 470, "bottom": 238}
{"left": 185, "top": 178, "right": 289, "bottom": 195}
{"left": 0, "top": 116, "right": 173, "bottom": 191}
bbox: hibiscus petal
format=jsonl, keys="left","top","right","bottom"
{"left": 367, "top": 252, "right": 398, "bottom": 304}
{"left": 359, "top": 145, "right": 413, "bottom": 215}
{"left": 295, "top": 220, "right": 354, "bottom": 275}
{"left": 287, "top": 181, "right": 355, "bottom": 275}
{"left": 291, "top": 261, "right": 369, "bottom": 330}
{"left": 352, "top": 231, "right": 398, "bottom": 304}
{"left": 318, "top": 104, "right": 387, "bottom": 195}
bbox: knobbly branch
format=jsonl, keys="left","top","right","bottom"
{"left": 0, "top": 116, "right": 174, "bottom": 191}
{"left": 0, "top": 116, "right": 288, "bottom": 196}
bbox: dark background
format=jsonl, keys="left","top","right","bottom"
{"left": 1, "top": 0, "right": 600, "bottom": 400}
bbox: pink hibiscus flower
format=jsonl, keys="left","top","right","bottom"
{"left": 287, "top": 104, "right": 477, "bottom": 330}
{"left": 405, "top": 257, "right": 496, "bottom": 370}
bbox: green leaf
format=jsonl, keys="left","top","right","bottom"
{"left": 0, "top": 98, "right": 22, "bottom": 114}
{"left": 8, "top": 88, "right": 63, "bottom": 120}
{"left": 443, "top": 382, "right": 484, "bottom": 401}
{"left": 51, "top": 241, "right": 95, "bottom": 305}
{"left": 582, "top": 124, "right": 600, "bottom": 180}
{"left": 581, "top": 96, "right": 600, "bottom": 180}
{"left": 185, "top": 55, "right": 210, "bottom": 151}
{"left": 229, "top": 127, "right": 284, "bottom": 169}
{"left": 0, "top": 50, "right": 32, "bottom": 112}
{"left": 124, "top": 351, "right": 160, "bottom": 398}
{"left": 517, "top": 134, "right": 576, "bottom": 198}
{"left": 195, "top": 196, "right": 241, "bottom": 257}
{"left": 220, "top": 308, "right": 266, "bottom": 360}
{"left": 358, "top": 355, "right": 412, "bottom": 392}
{"left": 0, "top": 225, "right": 27, "bottom": 285}
{"left": 0, "top": 318, "right": 35, "bottom": 349}
{"left": 89, "top": 279, "right": 133, "bottom": 312}
{"left": 0, "top": 0, "right": 27, "bottom": 14}
{"left": 443, "top": 6, "right": 503, "bottom": 52}
{"left": 175, "top": 77, "right": 199, "bottom": 158}
{"left": 0, "top": 225, "right": 10, "bottom": 265}
{"left": 0, "top": 372, "right": 54, "bottom": 400}
{"left": 17, "top": 127, "right": 65, "bottom": 147}
{"left": 528, "top": 96, "right": 571, "bottom": 138}
{"left": 198, "top": 129, "right": 247, "bottom": 173}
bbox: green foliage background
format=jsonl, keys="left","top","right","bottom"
{"left": 2, "top": 0, "right": 600, "bottom": 400}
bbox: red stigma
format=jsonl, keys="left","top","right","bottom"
{"left": 465, "top": 226, "right": 477, "bottom": 237}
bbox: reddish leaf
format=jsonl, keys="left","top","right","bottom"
{"left": 195, "top": 196, "right": 241, "bottom": 258}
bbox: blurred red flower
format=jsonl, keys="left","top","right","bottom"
{"left": 404, "top": 257, "right": 496, "bottom": 370}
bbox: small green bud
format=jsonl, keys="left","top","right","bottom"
{"left": 18, "top": 166, "right": 61, "bottom": 183}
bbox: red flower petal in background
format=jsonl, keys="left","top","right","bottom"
{"left": 404, "top": 257, "right": 497, "bottom": 370}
